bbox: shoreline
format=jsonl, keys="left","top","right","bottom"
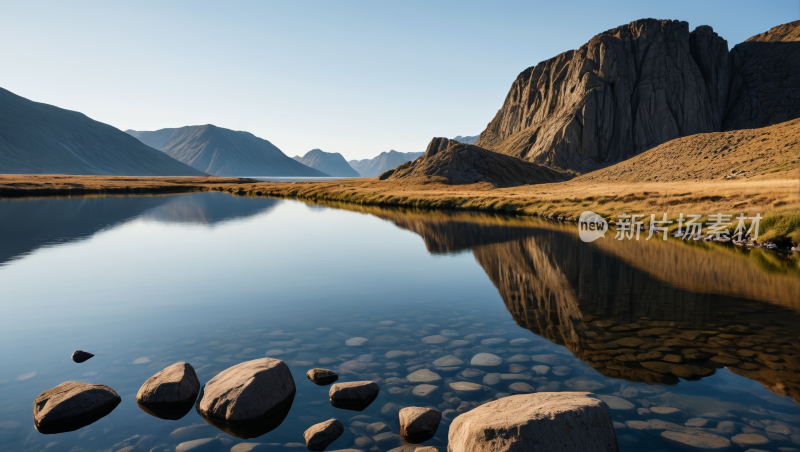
{"left": 1, "top": 173, "right": 798, "bottom": 248}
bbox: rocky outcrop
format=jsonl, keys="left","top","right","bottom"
{"left": 304, "top": 419, "right": 345, "bottom": 451}
{"left": 33, "top": 381, "right": 121, "bottom": 433}
{"left": 196, "top": 358, "right": 295, "bottom": 425}
{"left": 384, "top": 138, "right": 568, "bottom": 187}
{"left": 447, "top": 392, "right": 618, "bottom": 451}
{"left": 724, "top": 20, "right": 800, "bottom": 130}
{"left": 137, "top": 362, "right": 200, "bottom": 405}
{"left": 475, "top": 19, "right": 800, "bottom": 173}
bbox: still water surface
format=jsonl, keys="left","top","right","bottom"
{"left": 1, "top": 193, "right": 799, "bottom": 451}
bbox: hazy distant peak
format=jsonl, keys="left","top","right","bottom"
{"left": 295, "top": 148, "right": 359, "bottom": 177}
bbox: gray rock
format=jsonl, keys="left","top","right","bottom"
{"left": 136, "top": 362, "right": 200, "bottom": 405}
{"left": 175, "top": 438, "right": 222, "bottom": 452}
{"left": 367, "top": 421, "right": 389, "bottom": 436}
{"left": 731, "top": 433, "right": 770, "bottom": 448}
{"left": 71, "top": 350, "right": 94, "bottom": 363}
{"left": 345, "top": 337, "right": 369, "bottom": 347}
{"left": 33, "top": 381, "right": 121, "bottom": 433}
{"left": 307, "top": 368, "right": 339, "bottom": 386}
{"left": 470, "top": 353, "right": 503, "bottom": 366}
{"left": 399, "top": 407, "right": 441, "bottom": 441}
{"left": 508, "top": 382, "right": 535, "bottom": 394}
{"left": 329, "top": 381, "right": 379, "bottom": 410}
{"left": 412, "top": 384, "right": 439, "bottom": 397}
{"left": 449, "top": 382, "right": 483, "bottom": 393}
{"left": 407, "top": 369, "right": 441, "bottom": 384}
{"left": 432, "top": 355, "right": 463, "bottom": 367}
{"left": 661, "top": 430, "right": 731, "bottom": 449}
{"left": 597, "top": 395, "right": 635, "bottom": 411}
{"left": 196, "top": 358, "right": 295, "bottom": 423}
{"left": 448, "top": 392, "right": 617, "bottom": 451}
{"left": 304, "top": 419, "right": 344, "bottom": 451}
{"left": 372, "top": 432, "right": 400, "bottom": 448}
{"left": 421, "top": 335, "right": 448, "bottom": 344}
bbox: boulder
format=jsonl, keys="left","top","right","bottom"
{"left": 307, "top": 368, "right": 339, "bottom": 386}
{"left": 33, "top": 381, "right": 121, "bottom": 433}
{"left": 329, "top": 381, "right": 380, "bottom": 411}
{"left": 447, "top": 392, "right": 617, "bottom": 451}
{"left": 304, "top": 419, "right": 344, "bottom": 451}
{"left": 195, "top": 358, "right": 295, "bottom": 437}
{"left": 71, "top": 350, "right": 94, "bottom": 363}
{"left": 399, "top": 407, "right": 441, "bottom": 442}
{"left": 136, "top": 362, "right": 200, "bottom": 407}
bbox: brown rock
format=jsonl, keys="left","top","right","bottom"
{"left": 384, "top": 138, "right": 568, "bottom": 187}
{"left": 136, "top": 362, "right": 200, "bottom": 405}
{"left": 196, "top": 358, "right": 295, "bottom": 423}
{"left": 304, "top": 419, "right": 344, "bottom": 451}
{"left": 307, "top": 368, "right": 339, "bottom": 386}
{"left": 661, "top": 430, "right": 731, "bottom": 449}
{"left": 33, "top": 381, "right": 121, "bottom": 433}
{"left": 399, "top": 407, "right": 441, "bottom": 442}
{"left": 329, "top": 381, "right": 380, "bottom": 410}
{"left": 448, "top": 392, "right": 617, "bottom": 451}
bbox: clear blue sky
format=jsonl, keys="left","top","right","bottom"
{"left": 1, "top": 1, "right": 795, "bottom": 160}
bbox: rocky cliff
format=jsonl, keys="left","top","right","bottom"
{"left": 383, "top": 137, "right": 568, "bottom": 187}
{"left": 476, "top": 19, "right": 800, "bottom": 173}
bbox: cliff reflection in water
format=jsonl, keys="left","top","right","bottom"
{"left": 334, "top": 203, "right": 800, "bottom": 404}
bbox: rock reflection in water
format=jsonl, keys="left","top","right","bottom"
{"left": 364, "top": 206, "right": 800, "bottom": 404}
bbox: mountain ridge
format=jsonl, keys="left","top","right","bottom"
{"left": 0, "top": 87, "right": 205, "bottom": 176}
{"left": 127, "top": 125, "right": 326, "bottom": 177}
{"left": 348, "top": 150, "right": 424, "bottom": 177}
{"left": 293, "top": 149, "right": 358, "bottom": 177}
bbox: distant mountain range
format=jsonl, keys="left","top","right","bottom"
{"left": 452, "top": 135, "right": 479, "bottom": 145}
{"left": 348, "top": 150, "right": 423, "bottom": 177}
{"left": 127, "top": 125, "right": 325, "bottom": 177}
{"left": 0, "top": 87, "right": 204, "bottom": 176}
{"left": 293, "top": 149, "right": 358, "bottom": 177}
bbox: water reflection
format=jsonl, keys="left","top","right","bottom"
{"left": 338, "top": 203, "right": 800, "bottom": 404}
{"left": 0, "top": 193, "right": 279, "bottom": 266}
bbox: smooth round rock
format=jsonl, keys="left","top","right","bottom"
{"left": 307, "top": 368, "right": 339, "bottom": 386}
{"left": 329, "top": 381, "right": 380, "bottom": 409}
{"left": 597, "top": 395, "right": 635, "bottom": 411}
{"left": 449, "top": 382, "right": 483, "bottom": 393}
{"left": 412, "top": 384, "right": 439, "bottom": 397}
{"left": 421, "top": 335, "right": 448, "bottom": 344}
{"left": 480, "top": 338, "right": 506, "bottom": 346}
{"left": 509, "top": 382, "right": 535, "bottom": 393}
{"left": 731, "top": 433, "right": 770, "bottom": 448}
{"left": 531, "top": 365, "right": 550, "bottom": 375}
{"left": 399, "top": 407, "right": 442, "bottom": 442}
{"left": 661, "top": 430, "right": 731, "bottom": 449}
{"left": 448, "top": 392, "right": 617, "bottom": 451}
{"left": 197, "top": 358, "right": 295, "bottom": 423}
{"left": 407, "top": 369, "right": 441, "bottom": 383}
{"left": 509, "top": 338, "right": 530, "bottom": 346}
{"left": 432, "top": 355, "right": 463, "bottom": 367}
{"left": 136, "top": 362, "right": 200, "bottom": 405}
{"left": 470, "top": 353, "right": 503, "bottom": 367}
{"left": 650, "top": 406, "right": 682, "bottom": 415}
{"left": 33, "top": 381, "right": 121, "bottom": 432}
{"left": 175, "top": 438, "right": 222, "bottom": 452}
{"left": 345, "top": 337, "right": 369, "bottom": 347}
{"left": 304, "top": 419, "right": 344, "bottom": 451}
{"left": 71, "top": 350, "right": 94, "bottom": 363}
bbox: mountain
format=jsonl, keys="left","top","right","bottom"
{"left": 0, "top": 88, "right": 204, "bottom": 176}
{"left": 292, "top": 149, "right": 358, "bottom": 177}
{"left": 476, "top": 19, "right": 800, "bottom": 173}
{"left": 127, "top": 125, "right": 326, "bottom": 177}
{"left": 348, "top": 150, "right": 424, "bottom": 177}
{"left": 576, "top": 118, "right": 800, "bottom": 183}
{"left": 382, "top": 137, "right": 568, "bottom": 187}
{"left": 452, "top": 135, "right": 479, "bottom": 145}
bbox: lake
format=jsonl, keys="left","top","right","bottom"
{"left": 1, "top": 192, "right": 799, "bottom": 452}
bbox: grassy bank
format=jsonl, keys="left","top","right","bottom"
{"left": 1, "top": 173, "right": 798, "bottom": 246}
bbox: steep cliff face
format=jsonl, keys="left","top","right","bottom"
{"left": 384, "top": 137, "right": 568, "bottom": 187}
{"left": 724, "top": 20, "right": 800, "bottom": 130}
{"left": 476, "top": 19, "right": 799, "bottom": 173}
